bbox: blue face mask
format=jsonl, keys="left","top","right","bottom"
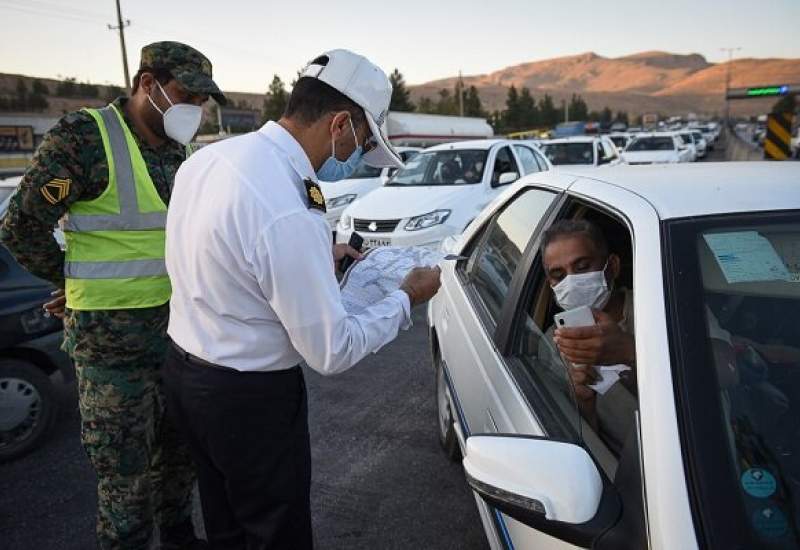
{"left": 316, "top": 118, "right": 363, "bottom": 181}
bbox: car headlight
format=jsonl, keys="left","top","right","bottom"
{"left": 326, "top": 194, "right": 357, "bottom": 209}
{"left": 404, "top": 209, "right": 451, "bottom": 231}
{"left": 339, "top": 214, "right": 352, "bottom": 230}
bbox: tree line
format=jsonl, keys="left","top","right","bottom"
{"left": 243, "top": 69, "right": 635, "bottom": 134}
{"left": 0, "top": 76, "right": 125, "bottom": 113}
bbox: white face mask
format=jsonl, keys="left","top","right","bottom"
{"left": 147, "top": 81, "right": 202, "bottom": 146}
{"left": 552, "top": 260, "right": 613, "bottom": 311}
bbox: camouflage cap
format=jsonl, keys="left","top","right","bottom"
{"left": 139, "top": 41, "right": 227, "bottom": 105}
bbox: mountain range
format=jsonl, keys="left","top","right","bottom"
{"left": 408, "top": 51, "right": 800, "bottom": 117}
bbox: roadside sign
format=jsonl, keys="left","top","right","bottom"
{"left": 727, "top": 84, "right": 799, "bottom": 100}
{"left": 764, "top": 112, "right": 794, "bottom": 161}
{"left": 0, "top": 126, "right": 35, "bottom": 153}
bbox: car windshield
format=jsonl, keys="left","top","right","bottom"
{"left": 345, "top": 160, "right": 382, "bottom": 180}
{"left": 387, "top": 149, "right": 488, "bottom": 186}
{"left": 692, "top": 132, "right": 704, "bottom": 141}
{"left": 668, "top": 213, "right": 800, "bottom": 549}
{"left": 542, "top": 142, "right": 594, "bottom": 165}
{"left": 680, "top": 134, "right": 693, "bottom": 143}
{"left": 626, "top": 137, "right": 674, "bottom": 151}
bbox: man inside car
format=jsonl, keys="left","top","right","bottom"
{"left": 540, "top": 219, "right": 637, "bottom": 454}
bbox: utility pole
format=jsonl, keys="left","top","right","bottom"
{"left": 108, "top": 0, "right": 132, "bottom": 91}
{"left": 721, "top": 47, "right": 741, "bottom": 125}
{"left": 458, "top": 70, "right": 464, "bottom": 117}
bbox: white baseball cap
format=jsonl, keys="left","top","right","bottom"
{"left": 300, "top": 49, "right": 403, "bottom": 169}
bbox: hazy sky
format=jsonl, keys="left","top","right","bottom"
{"left": 1, "top": 0, "right": 798, "bottom": 93}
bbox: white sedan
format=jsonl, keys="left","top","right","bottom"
{"left": 319, "top": 147, "right": 421, "bottom": 232}
{"left": 540, "top": 136, "right": 623, "bottom": 168}
{"left": 621, "top": 132, "right": 692, "bottom": 164}
{"left": 428, "top": 162, "right": 800, "bottom": 549}
{"left": 336, "top": 139, "right": 551, "bottom": 249}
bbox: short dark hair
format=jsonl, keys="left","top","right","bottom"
{"left": 131, "top": 67, "right": 174, "bottom": 94}
{"left": 540, "top": 219, "right": 609, "bottom": 258}
{"left": 284, "top": 75, "right": 366, "bottom": 128}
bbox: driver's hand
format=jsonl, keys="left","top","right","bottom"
{"left": 554, "top": 309, "right": 636, "bottom": 366}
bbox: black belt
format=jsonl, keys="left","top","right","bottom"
{"left": 170, "top": 341, "right": 300, "bottom": 375}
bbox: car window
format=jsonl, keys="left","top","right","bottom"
{"left": 510, "top": 211, "right": 637, "bottom": 462}
{"left": 491, "top": 146, "right": 520, "bottom": 186}
{"left": 542, "top": 142, "right": 594, "bottom": 165}
{"left": 626, "top": 137, "right": 675, "bottom": 151}
{"left": 506, "top": 206, "right": 646, "bottom": 546}
{"left": 388, "top": 149, "right": 488, "bottom": 186}
{"left": 513, "top": 145, "right": 541, "bottom": 174}
{"left": 461, "top": 189, "right": 557, "bottom": 325}
{"left": 344, "top": 159, "right": 383, "bottom": 180}
{"left": 668, "top": 214, "right": 800, "bottom": 549}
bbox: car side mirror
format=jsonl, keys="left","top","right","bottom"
{"left": 496, "top": 172, "right": 518, "bottom": 186}
{"left": 463, "top": 435, "right": 621, "bottom": 548}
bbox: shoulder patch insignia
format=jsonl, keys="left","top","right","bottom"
{"left": 304, "top": 178, "right": 326, "bottom": 213}
{"left": 41, "top": 178, "right": 71, "bottom": 205}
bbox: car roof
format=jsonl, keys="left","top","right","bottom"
{"left": 543, "top": 136, "right": 600, "bottom": 144}
{"left": 629, "top": 132, "right": 678, "bottom": 139}
{"left": 425, "top": 139, "right": 507, "bottom": 152}
{"left": 523, "top": 163, "right": 800, "bottom": 220}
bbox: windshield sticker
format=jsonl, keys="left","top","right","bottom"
{"left": 741, "top": 468, "right": 777, "bottom": 498}
{"left": 752, "top": 507, "right": 788, "bottom": 539}
{"left": 703, "top": 231, "right": 791, "bottom": 284}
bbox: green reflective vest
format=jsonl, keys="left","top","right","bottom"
{"left": 63, "top": 104, "right": 171, "bottom": 310}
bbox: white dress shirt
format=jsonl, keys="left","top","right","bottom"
{"left": 166, "top": 121, "right": 411, "bottom": 373}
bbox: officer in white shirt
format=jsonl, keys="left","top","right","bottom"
{"left": 163, "top": 49, "right": 441, "bottom": 549}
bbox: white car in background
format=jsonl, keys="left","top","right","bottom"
{"left": 622, "top": 132, "right": 692, "bottom": 164}
{"left": 540, "top": 136, "right": 622, "bottom": 168}
{"left": 336, "top": 140, "right": 551, "bottom": 249}
{"left": 320, "top": 147, "right": 421, "bottom": 232}
{"left": 429, "top": 162, "right": 800, "bottom": 550}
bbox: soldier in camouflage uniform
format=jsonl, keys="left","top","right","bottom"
{"left": 0, "top": 42, "right": 226, "bottom": 549}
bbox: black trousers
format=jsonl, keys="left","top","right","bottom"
{"left": 164, "top": 344, "right": 312, "bottom": 550}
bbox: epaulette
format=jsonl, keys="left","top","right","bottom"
{"left": 304, "top": 178, "right": 326, "bottom": 213}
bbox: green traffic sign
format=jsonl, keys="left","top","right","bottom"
{"left": 746, "top": 86, "right": 789, "bottom": 97}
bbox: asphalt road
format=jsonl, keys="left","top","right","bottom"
{"left": 0, "top": 309, "right": 488, "bottom": 550}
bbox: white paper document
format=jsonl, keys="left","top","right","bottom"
{"left": 340, "top": 246, "right": 445, "bottom": 315}
{"left": 588, "top": 365, "right": 632, "bottom": 395}
{"left": 703, "top": 231, "right": 790, "bottom": 284}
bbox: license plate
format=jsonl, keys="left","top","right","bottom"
{"left": 364, "top": 238, "right": 391, "bottom": 248}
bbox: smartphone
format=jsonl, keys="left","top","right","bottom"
{"left": 339, "top": 232, "right": 364, "bottom": 272}
{"left": 553, "top": 305, "right": 596, "bottom": 329}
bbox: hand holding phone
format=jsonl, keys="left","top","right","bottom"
{"left": 553, "top": 305, "right": 596, "bottom": 330}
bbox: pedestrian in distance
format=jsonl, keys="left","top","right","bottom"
{"left": 0, "top": 41, "right": 226, "bottom": 549}
{"left": 163, "top": 48, "right": 442, "bottom": 549}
